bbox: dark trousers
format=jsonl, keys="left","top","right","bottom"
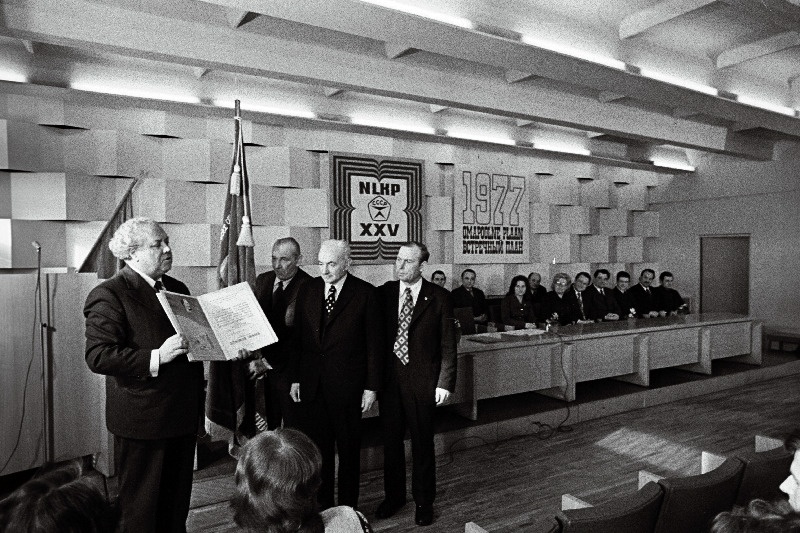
{"left": 114, "top": 434, "right": 196, "bottom": 533}
{"left": 265, "top": 368, "right": 296, "bottom": 430}
{"left": 297, "top": 386, "right": 363, "bottom": 509}
{"left": 379, "top": 373, "right": 436, "bottom": 506}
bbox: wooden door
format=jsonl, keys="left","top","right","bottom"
{"left": 700, "top": 236, "right": 749, "bottom": 314}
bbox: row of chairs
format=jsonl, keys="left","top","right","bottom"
{"left": 466, "top": 435, "right": 792, "bottom": 533}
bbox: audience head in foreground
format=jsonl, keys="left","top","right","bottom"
{"left": 782, "top": 428, "right": 800, "bottom": 512}
{"left": 712, "top": 499, "right": 800, "bottom": 533}
{"left": 0, "top": 461, "right": 119, "bottom": 533}
{"left": 232, "top": 428, "right": 372, "bottom": 533}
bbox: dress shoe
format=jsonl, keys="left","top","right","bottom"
{"left": 414, "top": 504, "right": 434, "bottom": 526}
{"left": 375, "top": 499, "right": 406, "bottom": 519}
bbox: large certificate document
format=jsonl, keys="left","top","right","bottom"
{"left": 157, "top": 282, "right": 278, "bottom": 361}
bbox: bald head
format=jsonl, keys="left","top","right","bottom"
{"left": 318, "top": 240, "right": 350, "bottom": 284}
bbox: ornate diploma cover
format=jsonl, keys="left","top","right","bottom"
{"left": 454, "top": 170, "right": 529, "bottom": 263}
{"left": 157, "top": 282, "right": 277, "bottom": 361}
{"left": 330, "top": 153, "right": 423, "bottom": 263}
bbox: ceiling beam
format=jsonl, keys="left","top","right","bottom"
{"left": 226, "top": 9, "right": 254, "bottom": 28}
{"left": 385, "top": 42, "right": 414, "bottom": 59}
{"left": 619, "top": 0, "right": 717, "bottom": 39}
{"left": 716, "top": 31, "right": 800, "bottom": 68}
{"left": 323, "top": 86, "right": 343, "bottom": 97}
{"left": 505, "top": 69, "right": 533, "bottom": 84}
{"left": 0, "top": 0, "right": 775, "bottom": 160}
{"left": 598, "top": 91, "right": 625, "bottom": 103}
{"left": 199, "top": 0, "right": 799, "bottom": 142}
{"left": 721, "top": 0, "right": 800, "bottom": 30}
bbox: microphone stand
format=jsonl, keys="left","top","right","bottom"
{"left": 34, "top": 242, "right": 54, "bottom": 464}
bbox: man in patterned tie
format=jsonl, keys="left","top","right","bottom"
{"left": 289, "top": 240, "right": 383, "bottom": 510}
{"left": 376, "top": 242, "right": 457, "bottom": 526}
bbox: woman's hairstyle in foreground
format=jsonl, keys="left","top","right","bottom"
{"left": 231, "top": 428, "right": 325, "bottom": 533}
{"left": 0, "top": 461, "right": 118, "bottom": 533}
{"left": 712, "top": 499, "right": 800, "bottom": 533}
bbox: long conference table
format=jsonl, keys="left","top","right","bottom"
{"left": 444, "top": 313, "right": 761, "bottom": 421}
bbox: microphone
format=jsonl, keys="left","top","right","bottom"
{"left": 31, "top": 241, "right": 41, "bottom": 252}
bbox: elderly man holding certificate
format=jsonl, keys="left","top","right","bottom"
{"left": 83, "top": 217, "right": 262, "bottom": 533}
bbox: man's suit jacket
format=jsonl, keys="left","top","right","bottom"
{"left": 613, "top": 287, "right": 631, "bottom": 315}
{"left": 292, "top": 274, "right": 383, "bottom": 405}
{"left": 627, "top": 284, "right": 656, "bottom": 317}
{"left": 84, "top": 266, "right": 203, "bottom": 440}
{"left": 379, "top": 279, "right": 457, "bottom": 394}
{"left": 583, "top": 285, "right": 621, "bottom": 321}
{"left": 563, "top": 288, "right": 590, "bottom": 322}
{"left": 450, "top": 285, "right": 488, "bottom": 319}
{"left": 254, "top": 269, "right": 311, "bottom": 371}
{"left": 653, "top": 286, "right": 685, "bottom": 313}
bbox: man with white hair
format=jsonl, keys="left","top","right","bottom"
{"left": 289, "top": 239, "right": 383, "bottom": 510}
{"left": 83, "top": 217, "right": 201, "bottom": 533}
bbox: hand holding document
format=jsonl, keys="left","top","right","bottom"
{"left": 157, "top": 282, "right": 277, "bottom": 362}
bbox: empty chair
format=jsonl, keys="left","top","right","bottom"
{"left": 653, "top": 457, "right": 744, "bottom": 533}
{"left": 556, "top": 482, "right": 664, "bottom": 533}
{"left": 735, "top": 446, "right": 793, "bottom": 505}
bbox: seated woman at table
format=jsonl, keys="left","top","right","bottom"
{"left": 500, "top": 275, "right": 537, "bottom": 330}
{"left": 540, "top": 273, "right": 580, "bottom": 326}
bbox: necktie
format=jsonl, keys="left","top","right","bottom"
{"left": 393, "top": 288, "right": 413, "bottom": 365}
{"left": 273, "top": 281, "right": 286, "bottom": 319}
{"left": 577, "top": 291, "right": 585, "bottom": 320}
{"left": 325, "top": 285, "right": 336, "bottom": 315}
{"left": 599, "top": 288, "right": 604, "bottom": 297}
{"left": 154, "top": 280, "right": 164, "bottom": 292}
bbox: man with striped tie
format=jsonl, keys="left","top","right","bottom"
{"left": 289, "top": 240, "right": 383, "bottom": 510}
{"left": 376, "top": 242, "right": 457, "bottom": 526}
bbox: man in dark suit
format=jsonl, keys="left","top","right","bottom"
{"left": 250, "top": 237, "right": 311, "bottom": 429}
{"left": 376, "top": 242, "right": 457, "bottom": 526}
{"left": 563, "top": 271, "right": 594, "bottom": 324}
{"left": 583, "top": 268, "right": 621, "bottom": 321}
{"left": 613, "top": 270, "right": 633, "bottom": 316}
{"left": 450, "top": 268, "right": 489, "bottom": 328}
{"left": 83, "top": 217, "right": 203, "bottom": 533}
{"left": 289, "top": 240, "right": 382, "bottom": 510}
{"left": 653, "top": 271, "right": 687, "bottom": 316}
{"left": 527, "top": 271, "right": 548, "bottom": 321}
{"left": 627, "top": 268, "right": 660, "bottom": 318}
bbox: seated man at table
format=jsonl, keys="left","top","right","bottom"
{"left": 527, "top": 271, "right": 547, "bottom": 319}
{"left": 584, "top": 268, "right": 621, "bottom": 321}
{"left": 562, "top": 272, "right": 594, "bottom": 324}
{"left": 451, "top": 269, "right": 488, "bottom": 326}
{"left": 430, "top": 270, "right": 448, "bottom": 289}
{"left": 540, "top": 273, "right": 580, "bottom": 326}
{"left": 613, "top": 271, "right": 633, "bottom": 316}
{"left": 653, "top": 271, "right": 686, "bottom": 316}
{"left": 627, "top": 269, "right": 659, "bottom": 318}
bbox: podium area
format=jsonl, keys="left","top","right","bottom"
{"left": 186, "top": 338, "right": 800, "bottom": 532}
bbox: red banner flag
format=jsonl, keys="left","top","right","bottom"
{"left": 78, "top": 178, "right": 137, "bottom": 278}
{"left": 205, "top": 101, "right": 257, "bottom": 446}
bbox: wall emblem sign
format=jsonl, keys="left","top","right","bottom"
{"left": 454, "top": 170, "right": 530, "bottom": 263}
{"left": 331, "top": 153, "right": 423, "bottom": 262}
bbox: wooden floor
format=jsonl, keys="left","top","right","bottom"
{"left": 187, "top": 354, "right": 800, "bottom": 532}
